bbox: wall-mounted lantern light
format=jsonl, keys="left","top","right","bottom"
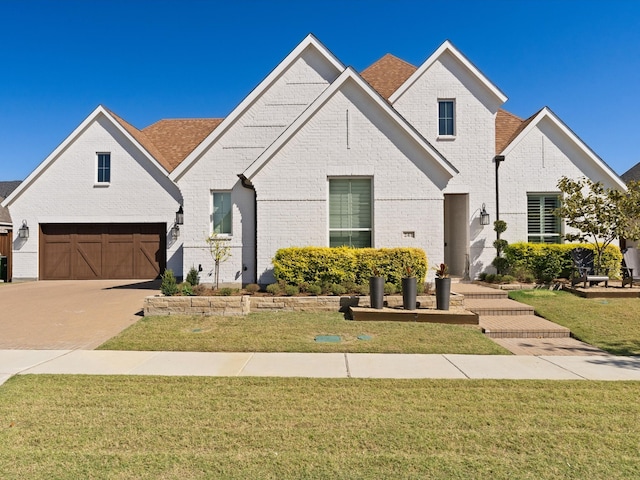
{"left": 175, "top": 205, "right": 184, "bottom": 225}
{"left": 480, "top": 204, "right": 490, "bottom": 226}
{"left": 171, "top": 224, "right": 180, "bottom": 241}
{"left": 18, "top": 220, "right": 29, "bottom": 239}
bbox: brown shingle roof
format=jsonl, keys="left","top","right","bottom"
{"left": 361, "top": 54, "right": 417, "bottom": 100}
{"left": 495, "top": 109, "right": 524, "bottom": 154}
{"left": 142, "top": 119, "right": 223, "bottom": 172}
{"left": 621, "top": 161, "right": 640, "bottom": 184}
{"left": 104, "top": 108, "right": 222, "bottom": 173}
{"left": 495, "top": 108, "right": 541, "bottom": 154}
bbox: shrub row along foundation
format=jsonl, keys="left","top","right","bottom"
{"left": 144, "top": 294, "right": 464, "bottom": 317}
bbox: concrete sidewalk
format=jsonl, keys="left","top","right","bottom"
{"left": 2, "top": 350, "right": 640, "bottom": 384}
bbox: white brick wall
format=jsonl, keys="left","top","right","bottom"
{"left": 8, "top": 113, "right": 183, "bottom": 280}
{"left": 251, "top": 81, "right": 447, "bottom": 284}
{"left": 500, "top": 119, "right": 621, "bottom": 246}
{"left": 177, "top": 46, "right": 341, "bottom": 286}
{"left": 392, "top": 51, "right": 502, "bottom": 278}
{"left": 10, "top": 39, "right": 620, "bottom": 286}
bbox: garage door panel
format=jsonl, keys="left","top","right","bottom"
{"left": 75, "top": 241, "right": 103, "bottom": 279}
{"left": 105, "top": 238, "right": 134, "bottom": 278}
{"left": 42, "top": 242, "right": 71, "bottom": 279}
{"left": 40, "top": 223, "right": 165, "bottom": 280}
{"left": 136, "top": 239, "right": 162, "bottom": 278}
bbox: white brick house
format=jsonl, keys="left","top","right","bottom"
{"left": 1, "top": 34, "right": 626, "bottom": 283}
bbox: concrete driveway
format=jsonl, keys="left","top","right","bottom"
{"left": 0, "top": 280, "right": 160, "bottom": 350}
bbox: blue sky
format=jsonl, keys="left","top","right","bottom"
{"left": 1, "top": 0, "right": 639, "bottom": 181}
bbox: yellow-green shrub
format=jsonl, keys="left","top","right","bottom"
{"left": 504, "top": 242, "right": 622, "bottom": 280}
{"left": 273, "top": 246, "right": 428, "bottom": 288}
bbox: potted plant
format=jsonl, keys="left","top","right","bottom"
{"left": 434, "top": 263, "right": 450, "bottom": 310}
{"left": 369, "top": 267, "right": 384, "bottom": 309}
{"left": 402, "top": 265, "right": 417, "bottom": 311}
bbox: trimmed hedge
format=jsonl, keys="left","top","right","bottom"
{"left": 504, "top": 242, "right": 622, "bottom": 281}
{"left": 273, "top": 246, "right": 428, "bottom": 288}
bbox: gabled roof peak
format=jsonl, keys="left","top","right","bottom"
{"left": 241, "top": 66, "right": 457, "bottom": 182}
{"left": 499, "top": 106, "right": 626, "bottom": 191}
{"left": 389, "top": 39, "right": 508, "bottom": 105}
{"left": 170, "top": 33, "right": 345, "bottom": 181}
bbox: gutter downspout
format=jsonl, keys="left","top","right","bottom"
{"left": 238, "top": 174, "right": 258, "bottom": 284}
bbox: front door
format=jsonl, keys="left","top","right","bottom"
{"left": 444, "top": 194, "right": 469, "bottom": 278}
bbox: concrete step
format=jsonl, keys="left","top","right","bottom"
{"left": 464, "top": 298, "right": 534, "bottom": 316}
{"left": 349, "top": 306, "right": 478, "bottom": 325}
{"left": 480, "top": 315, "right": 571, "bottom": 338}
{"left": 450, "top": 283, "right": 509, "bottom": 300}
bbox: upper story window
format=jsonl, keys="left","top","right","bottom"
{"left": 329, "top": 178, "right": 372, "bottom": 248}
{"left": 527, "top": 194, "right": 561, "bottom": 243}
{"left": 212, "top": 191, "right": 232, "bottom": 235}
{"left": 438, "top": 100, "right": 455, "bottom": 136}
{"left": 97, "top": 153, "right": 111, "bottom": 183}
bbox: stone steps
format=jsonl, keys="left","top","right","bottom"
{"left": 464, "top": 298, "right": 534, "bottom": 316}
{"left": 480, "top": 315, "right": 570, "bottom": 338}
{"left": 459, "top": 290, "right": 571, "bottom": 340}
{"left": 451, "top": 283, "right": 508, "bottom": 300}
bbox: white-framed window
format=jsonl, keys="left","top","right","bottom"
{"left": 438, "top": 100, "right": 455, "bottom": 136}
{"left": 527, "top": 193, "right": 561, "bottom": 243}
{"left": 212, "top": 191, "right": 232, "bottom": 235}
{"left": 96, "top": 153, "right": 111, "bottom": 183}
{"left": 329, "top": 178, "right": 372, "bottom": 248}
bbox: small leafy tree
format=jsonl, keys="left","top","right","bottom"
{"left": 556, "top": 177, "right": 640, "bottom": 270}
{"left": 491, "top": 220, "right": 509, "bottom": 274}
{"left": 206, "top": 233, "right": 232, "bottom": 289}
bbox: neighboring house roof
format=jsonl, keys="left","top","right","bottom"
{"left": 241, "top": 67, "right": 458, "bottom": 182}
{"left": 170, "top": 33, "right": 345, "bottom": 181}
{"left": 389, "top": 40, "right": 508, "bottom": 105}
{"left": 0, "top": 196, "right": 11, "bottom": 225}
{"left": 360, "top": 54, "right": 417, "bottom": 100}
{"left": 621, "top": 162, "right": 640, "bottom": 184}
{"left": 0, "top": 181, "right": 21, "bottom": 199}
{"left": 499, "top": 106, "right": 627, "bottom": 191}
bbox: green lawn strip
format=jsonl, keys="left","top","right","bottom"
{"left": 1, "top": 375, "right": 639, "bottom": 479}
{"left": 509, "top": 290, "right": 640, "bottom": 355}
{"left": 98, "top": 311, "right": 507, "bottom": 354}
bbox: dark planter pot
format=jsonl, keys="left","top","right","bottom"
{"left": 435, "top": 277, "right": 451, "bottom": 310}
{"left": 402, "top": 277, "right": 417, "bottom": 310}
{"left": 369, "top": 276, "right": 384, "bottom": 309}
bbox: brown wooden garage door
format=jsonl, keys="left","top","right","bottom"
{"left": 40, "top": 223, "right": 166, "bottom": 280}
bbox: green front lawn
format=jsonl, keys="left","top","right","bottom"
{"left": 509, "top": 290, "right": 640, "bottom": 355}
{"left": 1, "top": 375, "right": 639, "bottom": 479}
{"left": 98, "top": 311, "right": 508, "bottom": 354}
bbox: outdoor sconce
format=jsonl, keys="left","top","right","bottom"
{"left": 480, "top": 204, "right": 490, "bottom": 226}
{"left": 18, "top": 220, "right": 29, "bottom": 239}
{"left": 171, "top": 224, "right": 180, "bottom": 241}
{"left": 175, "top": 205, "right": 184, "bottom": 225}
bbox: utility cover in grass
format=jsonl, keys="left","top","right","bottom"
{"left": 315, "top": 335, "right": 341, "bottom": 343}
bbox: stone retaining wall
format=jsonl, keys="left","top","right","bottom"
{"left": 144, "top": 294, "right": 464, "bottom": 316}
